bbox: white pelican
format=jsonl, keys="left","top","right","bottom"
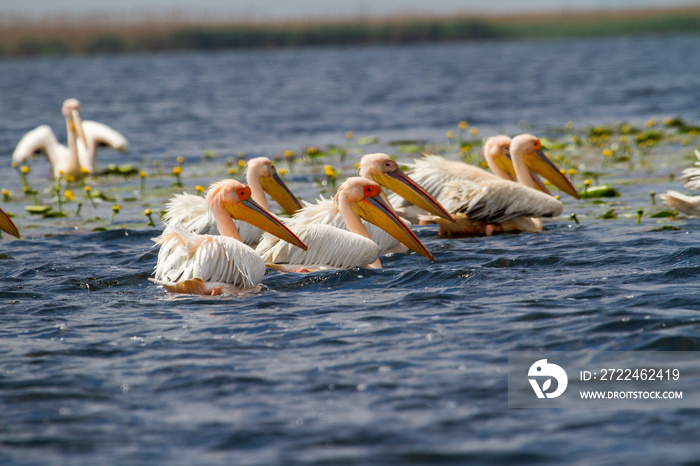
{"left": 417, "top": 134, "right": 578, "bottom": 236}
{"left": 659, "top": 191, "right": 700, "bottom": 217}
{"left": 390, "top": 135, "right": 579, "bottom": 224}
{"left": 291, "top": 153, "right": 453, "bottom": 255}
{"left": 153, "top": 179, "right": 307, "bottom": 296}
{"left": 162, "top": 157, "right": 302, "bottom": 246}
{"left": 660, "top": 150, "right": 700, "bottom": 216}
{"left": 0, "top": 208, "right": 20, "bottom": 239}
{"left": 255, "top": 177, "right": 434, "bottom": 272}
{"left": 12, "top": 98, "right": 128, "bottom": 179}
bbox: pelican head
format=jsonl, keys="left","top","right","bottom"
{"left": 337, "top": 177, "right": 433, "bottom": 261}
{"left": 61, "top": 98, "right": 88, "bottom": 150}
{"left": 207, "top": 179, "right": 307, "bottom": 250}
{"left": 359, "top": 153, "right": 453, "bottom": 222}
{"left": 484, "top": 135, "right": 512, "bottom": 172}
{"left": 246, "top": 157, "right": 302, "bottom": 215}
{"left": 511, "top": 134, "right": 580, "bottom": 199}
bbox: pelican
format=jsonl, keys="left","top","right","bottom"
{"left": 153, "top": 179, "right": 307, "bottom": 296}
{"left": 659, "top": 191, "right": 700, "bottom": 217}
{"left": 390, "top": 135, "right": 579, "bottom": 223}
{"left": 0, "top": 208, "right": 20, "bottom": 239}
{"left": 660, "top": 149, "right": 700, "bottom": 216}
{"left": 12, "top": 98, "right": 128, "bottom": 179}
{"left": 162, "top": 157, "right": 302, "bottom": 246}
{"left": 291, "top": 152, "right": 453, "bottom": 255}
{"left": 255, "top": 177, "right": 434, "bottom": 272}
{"left": 417, "top": 134, "right": 578, "bottom": 236}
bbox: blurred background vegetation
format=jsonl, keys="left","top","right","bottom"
{"left": 1, "top": 6, "right": 699, "bottom": 57}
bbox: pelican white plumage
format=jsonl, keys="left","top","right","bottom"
{"left": 153, "top": 179, "right": 307, "bottom": 296}
{"left": 162, "top": 157, "right": 301, "bottom": 246}
{"left": 291, "top": 153, "right": 453, "bottom": 255}
{"left": 12, "top": 98, "right": 128, "bottom": 179}
{"left": 390, "top": 135, "right": 579, "bottom": 224}
{"left": 0, "top": 208, "right": 20, "bottom": 239}
{"left": 256, "top": 177, "right": 434, "bottom": 272}
{"left": 416, "top": 134, "right": 579, "bottom": 236}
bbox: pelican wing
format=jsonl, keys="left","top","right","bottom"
{"left": 439, "top": 180, "right": 563, "bottom": 223}
{"left": 256, "top": 222, "right": 379, "bottom": 270}
{"left": 295, "top": 196, "right": 407, "bottom": 255}
{"left": 79, "top": 120, "right": 128, "bottom": 172}
{"left": 153, "top": 225, "right": 265, "bottom": 290}
{"left": 12, "top": 125, "right": 57, "bottom": 164}
{"left": 660, "top": 190, "right": 700, "bottom": 217}
{"left": 82, "top": 120, "right": 129, "bottom": 152}
{"left": 390, "top": 155, "right": 498, "bottom": 221}
{"left": 163, "top": 193, "right": 219, "bottom": 235}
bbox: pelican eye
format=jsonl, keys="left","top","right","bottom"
{"left": 237, "top": 187, "right": 251, "bottom": 200}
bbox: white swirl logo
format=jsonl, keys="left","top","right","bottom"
{"left": 528, "top": 359, "right": 568, "bottom": 399}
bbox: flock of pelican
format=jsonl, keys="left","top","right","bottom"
{"left": 6, "top": 98, "right": 698, "bottom": 296}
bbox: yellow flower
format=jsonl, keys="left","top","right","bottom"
{"left": 238, "top": 160, "right": 246, "bottom": 168}
{"left": 144, "top": 209, "right": 152, "bottom": 215}
{"left": 324, "top": 165, "right": 337, "bottom": 177}
{"left": 458, "top": 120, "right": 468, "bottom": 130}
{"left": 307, "top": 146, "right": 318, "bottom": 155}
{"left": 228, "top": 167, "right": 237, "bottom": 175}
{"left": 112, "top": 205, "right": 120, "bottom": 214}
{"left": 620, "top": 135, "right": 629, "bottom": 143}
{"left": 139, "top": 171, "right": 147, "bottom": 178}
{"left": 20, "top": 165, "right": 31, "bottom": 174}
{"left": 66, "top": 175, "right": 76, "bottom": 183}
{"left": 172, "top": 166, "right": 182, "bottom": 175}
{"left": 84, "top": 186, "right": 92, "bottom": 193}
{"left": 690, "top": 130, "right": 698, "bottom": 137}
{"left": 602, "top": 149, "right": 613, "bottom": 157}
{"left": 567, "top": 168, "right": 577, "bottom": 176}
{"left": 64, "top": 189, "right": 75, "bottom": 201}
{"left": 284, "top": 150, "right": 294, "bottom": 158}
{"left": 470, "top": 127, "right": 479, "bottom": 136}
{"left": 176, "top": 156, "right": 185, "bottom": 164}
{"left": 345, "top": 131, "right": 354, "bottom": 139}
{"left": 195, "top": 185, "right": 205, "bottom": 193}
{"left": 80, "top": 167, "right": 90, "bottom": 175}
{"left": 554, "top": 195, "right": 561, "bottom": 200}
{"left": 663, "top": 117, "right": 672, "bottom": 126}
{"left": 279, "top": 168, "right": 288, "bottom": 176}
{"left": 446, "top": 130, "right": 455, "bottom": 139}
{"left": 584, "top": 179, "right": 591, "bottom": 187}
{"left": 11, "top": 161, "right": 18, "bottom": 169}
{"left": 1, "top": 189, "right": 9, "bottom": 197}
{"left": 645, "top": 118, "right": 658, "bottom": 128}
{"left": 646, "top": 139, "right": 655, "bottom": 147}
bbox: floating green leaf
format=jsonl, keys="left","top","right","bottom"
{"left": 580, "top": 185, "right": 621, "bottom": 198}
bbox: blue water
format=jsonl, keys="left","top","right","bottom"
{"left": 1, "top": 35, "right": 700, "bottom": 464}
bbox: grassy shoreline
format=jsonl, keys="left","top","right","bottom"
{"left": 1, "top": 6, "right": 700, "bottom": 57}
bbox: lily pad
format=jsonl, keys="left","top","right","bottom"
{"left": 598, "top": 209, "right": 617, "bottom": 220}
{"left": 25, "top": 205, "right": 52, "bottom": 215}
{"left": 580, "top": 185, "right": 621, "bottom": 198}
{"left": 650, "top": 210, "right": 677, "bottom": 218}
{"left": 100, "top": 164, "right": 139, "bottom": 176}
{"left": 43, "top": 211, "right": 67, "bottom": 218}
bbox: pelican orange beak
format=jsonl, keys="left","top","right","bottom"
{"left": 523, "top": 149, "right": 580, "bottom": 199}
{"left": 259, "top": 171, "right": 303, "bottom": 215}
{"left": 226, "top": 191, "right": 307, "bottom": 250}
{"left": 352, "top": 185, "right": 434, "bottom": 262}
{"left": 372, "top": 168, "right": 454, "bottom": 222}
{"left": 0, "top": 208, "right": 20, "bottom": 239}
{"left": 70, "top": 108, "right": 89, "bottom": 150}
